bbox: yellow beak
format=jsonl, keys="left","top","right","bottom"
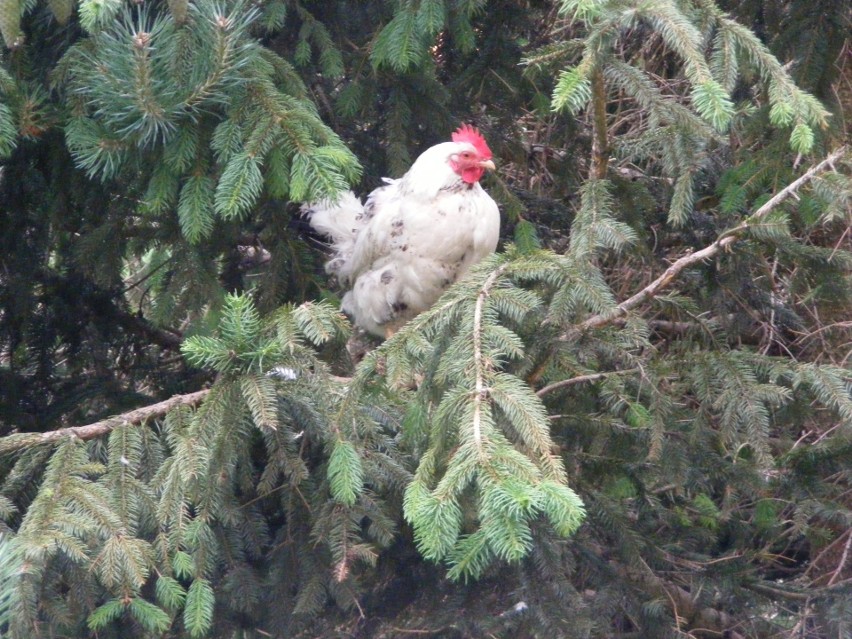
{"left": 479, "top": 159, "right": 496, "bottom": 171}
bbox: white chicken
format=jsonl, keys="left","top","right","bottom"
{"left": 304, "top": 125, "right": 500, "bottom": 337}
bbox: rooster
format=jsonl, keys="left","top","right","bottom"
{"left": 304, "top": 125, "right": 500, "bottom": 338}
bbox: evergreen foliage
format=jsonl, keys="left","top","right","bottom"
{"left": 0, "top": 0, "right": 850, "bottom": 637}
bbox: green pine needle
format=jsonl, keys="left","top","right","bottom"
{"left": 215, "top": 152, "right": 264, "bottom": 220}
{"left": 328, "top": 440, "right": 364, "bottom": 506}
{"left": 184, "top": 578, "right": 215, "bottom": 638}
{"left": 128, "top": 597, "right": 172, "bottom": 633}
{"left": 551, "top": 66, "right": 592, "bottom": 114}
{"left": 87, "top": 598, "right": 126, "bottom": 631}
{"left": 371, "top": 9, "right": 425, "bottom": 72}
{"left": 178, "top": 175, "right": 216, "bottom": 243}
{"left": 691, "top": 80, "right": 734, "bottom": 131}
{"left": 155, "top": 575, "right": 188, "bottom": 611}
{"left": 790, "top": 122, "right": 815, "bottom": 154}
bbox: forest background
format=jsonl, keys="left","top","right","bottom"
{"left": 0, "top": 0, "right": 850, "bottom": 637}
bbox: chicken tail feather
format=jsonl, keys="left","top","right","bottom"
{"left": 302, "top": 192, "right": 366, "bottom": 278}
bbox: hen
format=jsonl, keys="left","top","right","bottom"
{"left": 304, "top": 125, "right": 500, "bottom": 338}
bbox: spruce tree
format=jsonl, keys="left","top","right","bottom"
{"left": 0, "top": 1, "right": 849, "bottom": 637}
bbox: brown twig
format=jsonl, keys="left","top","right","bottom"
{"left": 384, "top": 626, "right": 439, "bottom": 635}
{"left": 569, "top": 147, "right": 847, "bottom": 335}
{"left": 536, "top": 369, "right": 639, "bottom": 397}
{"left": 0, "top": 390, "right": 210, "bottom": 455}
{"left": 590, "top": 69, "right": 610, "bottom": 180}
{"left": 826, "top": 529, "right": 852, "bottom": 587}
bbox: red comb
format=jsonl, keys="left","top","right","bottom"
{"left": 452, "top": 124, "right": 492, "bottom": 160}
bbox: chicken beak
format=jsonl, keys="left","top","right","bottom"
{"left": 479, "top": 159, "right": 496, "bottom": 171}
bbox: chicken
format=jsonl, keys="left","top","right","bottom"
{"left": 304, "top": 125, "right": 500, "bottom": 338}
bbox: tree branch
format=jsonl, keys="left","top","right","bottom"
{"left": 590, "top": 69, "right": 610, "bottom": 180}
{"left": 571, "top": 148, "right": 847, "bottom": 334}
{"left": 536, "top": 368, "right": 639, "bottom": 397}
{"left": 0, "top": 390, "right": 210, "bottom": 455}
{"left": 472, "top": 263, "right": 510, "bottom": 450}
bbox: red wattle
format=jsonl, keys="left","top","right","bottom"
{"left": 461, "top": 167, "right": 484, "bottom": 183}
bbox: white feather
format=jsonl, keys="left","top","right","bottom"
{"left": 306, "top": 140, "right": 500, "bottom": 337}
{"left": 301, "top": 192, "right": 366, "bottom": 278}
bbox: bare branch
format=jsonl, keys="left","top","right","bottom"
{"left": 537, "top": 369, "right": 639, "bottom": 397}
{"left": 571, "top": 147, "right": 848, "bottom": 334}
{"left": 0, "top": 390, "right": 210, "bottom": 455}
{"left": 827, "top": 530, "right": 852, "bottom": 587}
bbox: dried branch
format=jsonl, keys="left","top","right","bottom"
{"left": 536, "top": 368, "right": 639, "bottom": 397}
{"left": 571, "top": 147, "right": 847, "bottom": 334}
{"left": 0, "top": 390, "right": 210, "bottom": 455}
{"left": 827, "top": 530, "right": 852, "bottom": 587}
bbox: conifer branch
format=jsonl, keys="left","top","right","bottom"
{"left": 0, "top": 390, "right": 210, "bottom": 455}
{"left": 472, "top": 264, "right": 510, "bottom": 449}
{"left": 572, "top": 147, "right": 847, "bottom": 333}
{"left": 182, "top": 20, "right": 235, "bottom": 110}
